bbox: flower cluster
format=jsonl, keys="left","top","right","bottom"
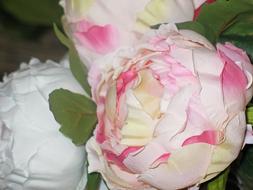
{"left": 2, "top": 0, "right": 253, "bottom": 190}
{"left": 59, "top": 0, "right": 253, "bottom": 189}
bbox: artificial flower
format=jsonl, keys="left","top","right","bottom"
{"left": 60, "top": 0, "right": 211, "bottom": 67}
{"left": 86, "top": 24, "right": 253, "bottom": 190}
{"left": 0, "top": 59, "right": 87, "bottom": 190}
{"left": 136, "top": 0, "right": 214, "bottom": 32}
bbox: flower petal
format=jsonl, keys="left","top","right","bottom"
{"left": 75, "top": 21, "right": 120, "bottom": 54}
{"left": 136, "top": 0, "right": 195, "bottom": 32}
{"left": 201, "top": 112, "right": 246, "bottom": 182}
{"left": 123, "top": 142, "right": 169, "bottom": 173}
{"left": 139, "top": 143, "right": 212, "bottom": 189}
{"left": 218, "top": 45, "right": 248, "bottom": 115}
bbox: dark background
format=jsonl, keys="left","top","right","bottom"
{"left": 0, "top": 0, "right": 66, "bottom": 78}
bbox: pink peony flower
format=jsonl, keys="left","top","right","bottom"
{"left": 60, "top": 0, "right": 212, "bottom": 68}
{"left": 60, "top": 0, "right": 152, "bottom": 67}
{"left": 86, "top": 24, "right": 253, "bottom": 190}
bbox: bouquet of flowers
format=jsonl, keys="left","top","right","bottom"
{"left": 1, "top": 0, "right": 253, "bottom": 190}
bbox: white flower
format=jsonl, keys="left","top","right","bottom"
{"left": 0, "top": 58, "right": 86, "bottom": 190}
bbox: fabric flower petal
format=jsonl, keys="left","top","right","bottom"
{"left": 136, "top": 0, "right": 195, "bottom": 32}
{"left": 75, "top": 20, "right": 120, "bottom": 54}
{"left": 0, "top": 58, "right": 87, "bottom": 190}
{"left": 139, "top": 144, "right": 212, "bottom": 190}
{"left": 85, "top": 24, "right": 253, "bottom": 189}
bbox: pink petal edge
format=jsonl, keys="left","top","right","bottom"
{"left": 74, "top": 20, "right": 120, "bottom": 54}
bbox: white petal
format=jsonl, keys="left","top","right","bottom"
{"left": 0, "top": 59, "right": 87, "bottom": 190}
{"left": 139, "top": 144, "right": 212, "bottom": 190}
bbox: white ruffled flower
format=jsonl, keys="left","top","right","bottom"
{"left": 0, "top": 58, "right": 87, "bottom": 190}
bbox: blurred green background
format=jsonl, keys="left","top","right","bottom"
{"left": 0, "top": 0, "right": 66, "bottom": 77}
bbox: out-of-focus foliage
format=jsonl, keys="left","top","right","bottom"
{"left": 85, "top": 173, "right": 101, "bottom": 190}
{"left": 236, "top": 146, "right": 253, "bottom": 190}
{"left": 219, "top": 10, "right": 253, "bottom": 62}
{"left": 1, "top": 0, "right": 62, "bottom": 26}
{"left": 0, "top": 0, "right": 62, "bottom": 39}
{"left": 207, "top": 169, "right": 230, "bottom": 190}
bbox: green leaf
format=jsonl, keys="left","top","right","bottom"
{"left": 222, "top": 11, "right": 253, "bottom": 36}
{"left": 53, "top": 23, "right": 72, "bottom": 48}
{"left": 176, "top": 21, "right": 214, "bottom": 41}
{"left": 207, "top": 168, "right": 229, "bottom": 190}
{"left": 195, "top": 0, "right": 253, "bottom": 43}
{"left": 218, "top": 11, "right": 253, "bottom": 62}
{"left": 53, "top": 24, "right": 92, "bottom": 96}
{"left": 49, "top": 89, "right": 97, "bottom": 145}
{"left": 2, "top": 0, "right": 62, "bottom": 26}
{"left": 247, "top": 106, "right": 253, "bottom": 125}
{"left": 237, "top": 146, "right": 253, "bottom": 190}
{"left": 161, "top": 1, "right": 253, "bottom": 45}
{"left": 85, "top": 173, "right": 101, "bottom": 190}
{"left": 69, "top": 48, "right": 91, "bottom": 97}
{"left": 176, "top": 21, "right": 205, "bottom": 35}
{"left": 176, "top": 0, "right": 253, "bottom": 44}
{"left": 241, "top": 0, "right": 253, "bottom": 5}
